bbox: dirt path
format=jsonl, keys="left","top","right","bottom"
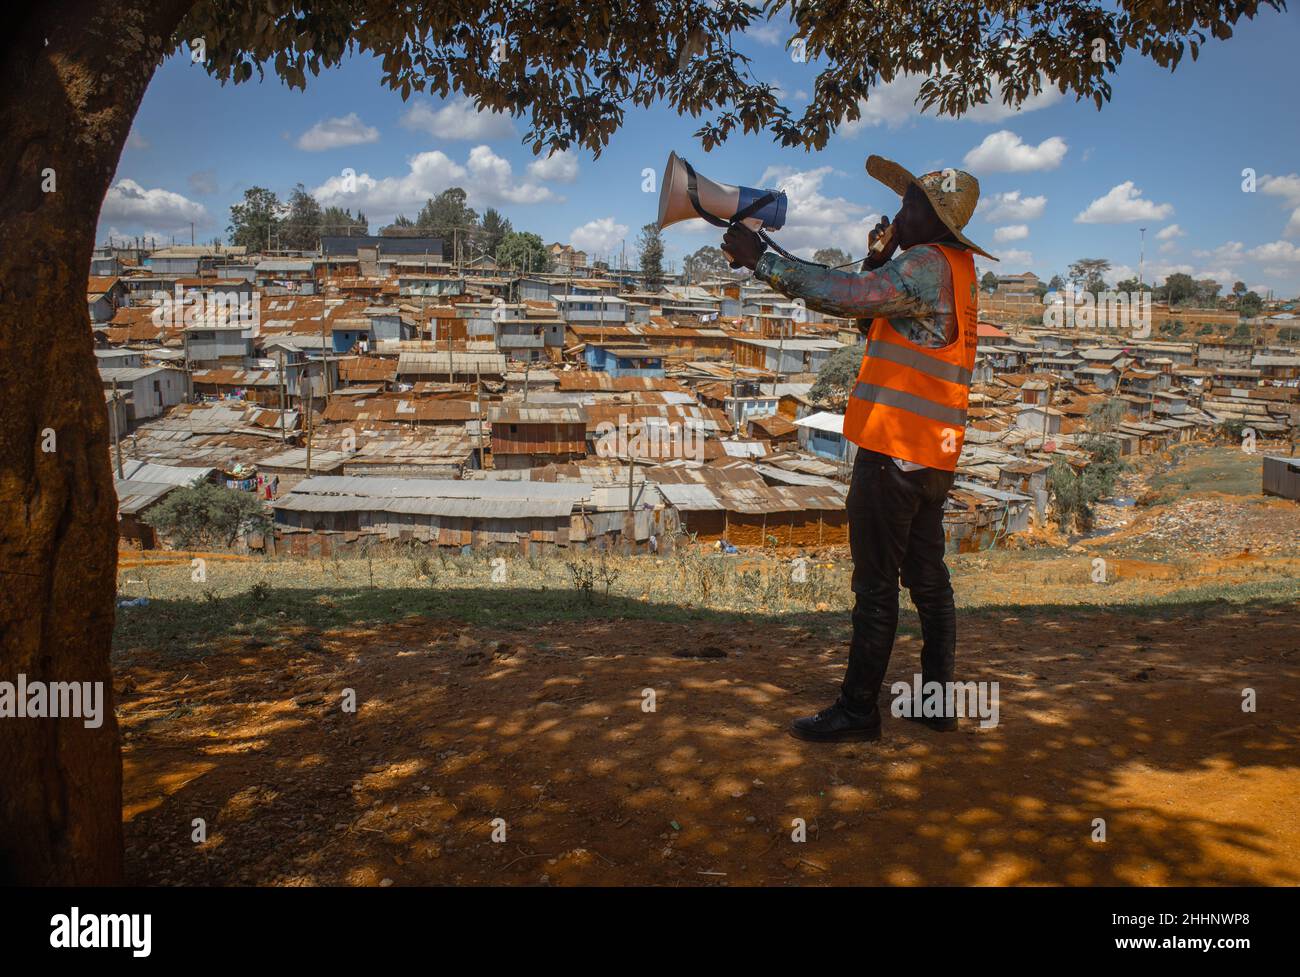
{"left": 117, "top": 601, "right": 1300, "bottom": 886}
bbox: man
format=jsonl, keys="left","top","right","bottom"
{"left": 722, "top": 156, "right": 994, "bottom": 743}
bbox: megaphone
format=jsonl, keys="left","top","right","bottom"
{"left": 657, "top": 151, "right": 788, "bottom": 233}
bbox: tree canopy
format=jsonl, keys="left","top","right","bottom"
{"left": 227, "top": 186, "right": 281, "bottom": 252}
{"left": 142, "top": 482, "right": 272, "bottom": 550}
{"left": 496, "top": 230, "right": 550, "bottom": 273}
{"left": 1068, "top": 258, "right": 1111, "bottom": 294}
{"left": 813, "top": 248, "right": 853, "bottom": 269}
{"left": 479, "top": 208, "right": 513, "bottom": 257}
{"left": 177, "top": 1, "right": 1283, "bottom": 157}
{"left": 638, "top": 223, "right": 665, "bottom": 288}
{"left": 810, "top": 342, "right": 866, "bottom": 410}
{"left": 683, "top": 245, "right": 729, "bottom": 282}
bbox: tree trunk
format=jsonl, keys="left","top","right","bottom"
{"left": 1, "top": 0, "right": 191, "bottom": 884}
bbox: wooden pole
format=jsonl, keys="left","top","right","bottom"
{"left": 476, "top": 363, "right": 485, "bottom": 470}
{"left": 110, "top": 378, "right": 124, "bottom": 480}
{"left": 277, "top": 351, "right": 288, "bottom": 443}
{"left": 321, "top": 314, "right": 332, "bottom": 394}
{"left": 626, "top": 391, "right": 636, "bottom": 535}
{"left": 304, "top": 368, "right": 314, "bottom": 478}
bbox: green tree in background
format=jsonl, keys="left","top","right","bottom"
{"left": 813, "top": 247, "right": 852, "bottom": 268}
{"left": 1164, "top": 272, "right": 1197, "bottom": 306}
{"left": 683, "top": 245, "right": 728, "bottom": 282}
{"left": 638, "top": 223, "right": 665, "bottom": 289}
{"left": 380, "top": 214, "right": 421, "bottom": 236}
{"left": 1049, "top": 403, "right": 1127, "bottom": 531}
{"left": 280, "top": 183, "right": 323, "bottom": 251}
{"left": 321, "top": 205, "right": 368, "bottom": 236}
{"left": 810, "top": 343, "right": 865, "bottom": 410}
{"left": 479, "top": 208, "right": 513, "bottom": 257}
{"left": 417, "top": 188, "right": 478, "bottom": 261}
{"left": 142, "top": 482, "right": 272, "bottom": 550}
{"left": 1068, "top": 258, "right": 1110, "bottom": 294}
{"left": 228, "top": 186, "right": 282, "bottom": 252}
{"left": 496, "top": 231, "right": 551, "bottom": 273}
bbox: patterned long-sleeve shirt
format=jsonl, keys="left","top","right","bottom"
{"left": 754, "top": 243, "right": 968, "bottom": 470}
{"left": 754, "top": 244, "right": 961, "bottom": 346}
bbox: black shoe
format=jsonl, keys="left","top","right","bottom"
{"left": 790, "top": 702, "right": 881, "bottom": 743}
{"left": 903, "top": 710, "right": 959, "bottom": 732}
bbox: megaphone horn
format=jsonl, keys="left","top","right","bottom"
{"left": 657, "top": 151, "right": 788, "bottom": 233}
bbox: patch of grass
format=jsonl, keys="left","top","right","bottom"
{"left": 1148, "top": 444, "right": 1266, "bottom": 498}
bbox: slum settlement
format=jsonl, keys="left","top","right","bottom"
{"left": 93, "top": 241, "right": 1300, "bottom": 554}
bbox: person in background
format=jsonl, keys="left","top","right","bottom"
{"left": 722, "top": 155, "right": 993, "bottom": 743}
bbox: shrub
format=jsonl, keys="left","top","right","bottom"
{"left": 810, "top": 342, "right": 865, "bottom": 409}
{"left": 142, "top": 482, "right": 271, "bottom": 549}
{"left": 1048, "top": 435, "right": 1125, "bottom": 531}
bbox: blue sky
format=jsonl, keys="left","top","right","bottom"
{"left": 104, "top": 8, "right": 1300, "bottom": 296}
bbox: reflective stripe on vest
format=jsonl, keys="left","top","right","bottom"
{"left": 850, "top": 381, "right": 968, "bottom": 427}
{"left": 864, "top": 339, "right": 974, "bottom": 387}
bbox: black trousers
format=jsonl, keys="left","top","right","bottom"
{"left": 839, "top": 448, "right": 957, "bottom": 718}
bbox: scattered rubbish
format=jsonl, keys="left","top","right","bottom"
{"left": 116, "top": 597, "right": 149, "bottom": 607}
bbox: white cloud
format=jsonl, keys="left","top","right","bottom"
{"left": 103, "top": 225, "right": 175, "bottom": 248}
{"left": 993, "top": 224, "right": 1029, "bottom": 243}
{"left": 747, "top": 22, "right": 788, "bottom": 46}
{"left": 1155, "top": 223, "right": 1185, "bottom": 241}
{"left": 1147, "top": 262, "right": 1194, "bottom": 282}
{"left": 100, "top": 179, "right": 207, "bottom": 228}
{"left": 1260, "top": 173, "right": 1300, "bottom": 203}
{"left": 527, "top": 149, "right": 579, "bottom": 184}
{"left": 1193, "top": 241, "right": 1245, "bottom": 264}
{"left": 840, "top": 76, "right": 928, "bottom": 131}
{"left": 570, "top": 217, "right": 628, "bottom": 256}
{"left": 978, "top": 190, "right": 1047, "bottom": 223}
{"left": 839, "top": 73, "right": 1062, "bottom": 134}
{"left": 400, "top": 97, "right": 516, "bottom": 141}
{"left": 1258, "top": 175, "right": 1300, "bottom": 237}
{"left": 296, "top": 113, "right": 380, "bottom": 152}
{"left": 981, "top": 248, "right": 1033, "bottom": 272}
{"left": 1195, "top": 268, "right": 1237, "bottom": 289}
{"left": 748, "top": 164, "right": 881, "bottom": 258}
{"left": 1105, "top": 264, "right": 1137, "bottom": 285}
{"left": 1074, "top": 181, "right": 1173, "bottom": 224}
{"left": 312, "top": 145, "right": 557, "bottom": 221}
{"left": 963, "top": 130, "right": 1067, "bottom": 172}
{"left": 1248, "top": 240, "right": 1300, "bottom": 263}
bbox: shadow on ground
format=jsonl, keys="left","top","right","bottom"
{"left": 113, "top": 586, "right": 1300, "bottom": 886}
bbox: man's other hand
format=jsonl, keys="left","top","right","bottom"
{"left": 863, "top": 215, "right": 898, "bottom": 269}
{"left": 722, "top": 223, "right": 767, "bottom": 270}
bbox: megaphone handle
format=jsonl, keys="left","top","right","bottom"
{"left": 756, "top": 227, "right": 801, "bottom": 262}
{"left": 720, "top": 221, "right": 799, "bottom": 267}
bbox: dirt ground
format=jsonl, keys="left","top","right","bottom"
{"left": 118, "top": 599, "right": 1300, "bottom": 886}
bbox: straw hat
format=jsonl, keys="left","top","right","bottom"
{"left": 866, "top": 155, "right": 997, "bottom": 261}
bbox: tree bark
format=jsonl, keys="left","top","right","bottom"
{"left": 1, "top": 0, "right": 191, "bottom": 884}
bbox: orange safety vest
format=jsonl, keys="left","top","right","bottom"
{"left": 842, "top": 244, "right": 978, "bottom": 471}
